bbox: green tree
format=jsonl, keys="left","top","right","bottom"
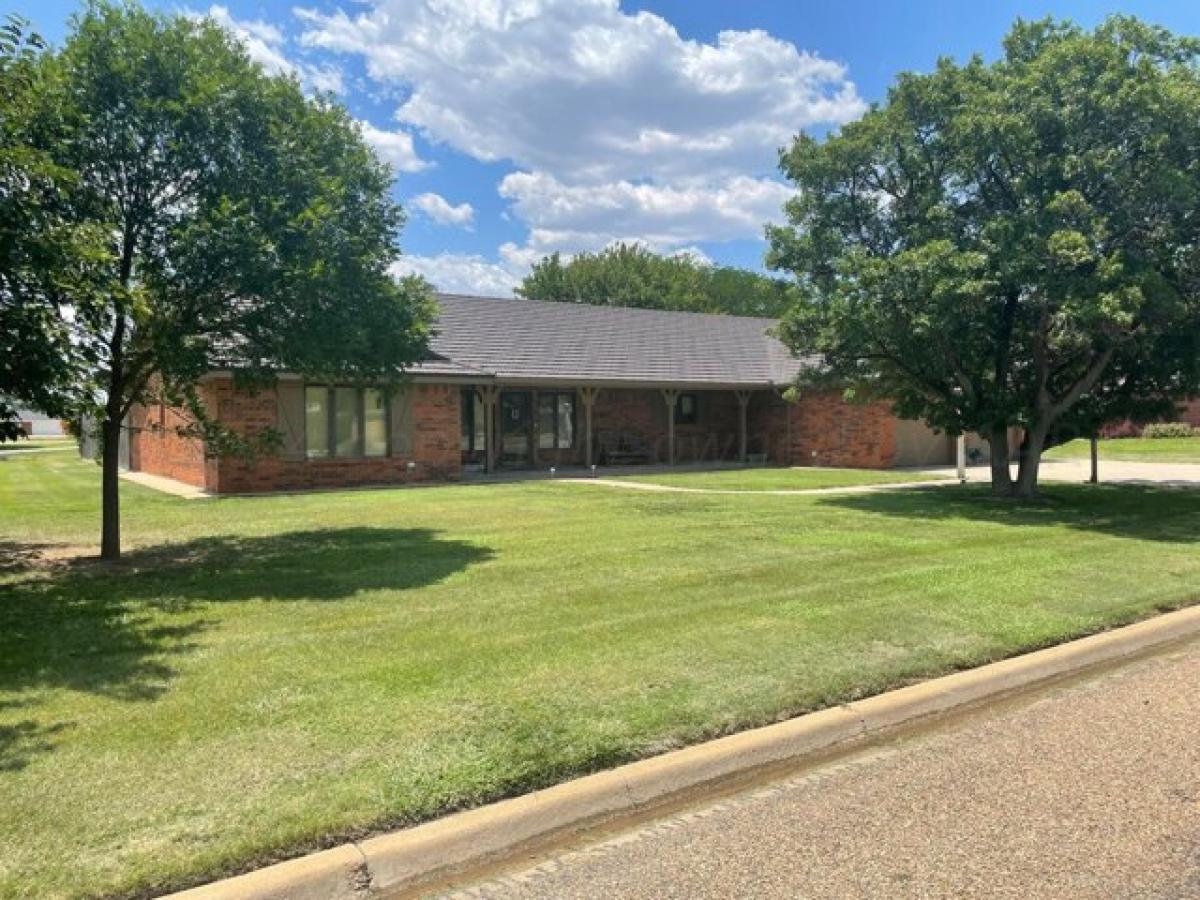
{"left": 517, "top": 243, "right": 792, "bottom": 317}
{"left": 25, "top": 3, "right": 432, "bottom": 558}
{"left": 767, "top": 16, "right": 1200, "bottom": 496}
{"left": 0, "top": 16, "right": 100, "bottom": 439}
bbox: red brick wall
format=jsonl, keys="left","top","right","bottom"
{"left": 207, "top": 379, "right": 462, "bottom": 494}
{"left": 1179, "top": 399, "right": 1200, "bottom": 428}
{"left": 1101, "top": 397, "right": 1200, "bottom": 438}
{"left": 754, "top": 390, "right": 897, "bottom": 468}
{"left": 127, "top": 391, "right": 210, "bottom": 488}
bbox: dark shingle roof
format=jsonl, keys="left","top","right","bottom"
{"left": 414, "top": 293, "right": 808, "bottom": 388}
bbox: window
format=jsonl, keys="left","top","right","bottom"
{"left": 304, "top": 385, "right": 388, "bottom": 459}
{"left": 305, "top": 387, "right": 330, "bottom": 459}
{"left": 364, "top": 389, "right": 387, "bottom": 457}
{"left": 538, "top": 392, "right": 575, "bottom": 450}
{"left": 675, "top": 392, "right": 699, "bottom": 425}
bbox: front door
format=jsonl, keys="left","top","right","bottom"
{"left": 499, "top": 391, "right": 533, "bottom": 467}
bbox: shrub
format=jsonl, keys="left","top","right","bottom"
{"left": 1142, "top": 422, "right": 1196, "bottom": 439}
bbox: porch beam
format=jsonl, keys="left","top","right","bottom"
{"left": 579, "top": 387, "right": 600, "bottom": 468}
{"left": 735, "top": 390, "right": 752, "bottom": 463}
{"left": 661, "top": 388, "right": 678, "bottom": 466}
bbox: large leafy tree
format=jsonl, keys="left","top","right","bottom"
{"left": 21, "top": 3, "right": 432, "bottom": 558}
{"left": 518, "top": 243, "right": 793, "bottom": 317}
{"left": 767, "top": 16, "right": 1200, "bottom": 496}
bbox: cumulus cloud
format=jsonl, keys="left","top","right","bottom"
{"left": 391, "top": 254, "right": 521, "bottom": 297}
{"left": 201, "top": 5, "right": 344, "bottom": 93}
{"left": 499, "top": 171, "right": 793, "bottom": 256}
{"left": 297, "top": 0, "right": 864, "bottom": 181}
{"left": 357, "top": 120, "right": 433, "bottom": 174}
{"left": 297, "top": 0, "right": 857, "bottom": 284}
{"left": 410, "top": 192, "right": 474, "bottom": 227}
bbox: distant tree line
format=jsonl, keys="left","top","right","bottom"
{"left": 517, "top": 243, "right": 793, "bottom": 318}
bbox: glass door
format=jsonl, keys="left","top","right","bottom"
{"left": 499, "top": 391, "right": 532, "bottom": 467}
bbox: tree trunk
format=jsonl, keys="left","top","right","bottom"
{"left": 100, "top": 415, "right": 122, "bottom": 561}
{"left": 1013, "top": 424, "right": 1049, "bottom": 498}
{"left": 987, "top": 426, "right": 1013, "bottom": 496}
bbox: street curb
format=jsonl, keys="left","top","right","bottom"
{"left": 165, "top": 603, "right": 1200, "bottom": 900}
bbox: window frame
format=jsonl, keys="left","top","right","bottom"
{"left": 303, "top": 385, "right": 390, "bottom": 460}
{"left": 363, "top": 387, "right": 388, "bottom": 458}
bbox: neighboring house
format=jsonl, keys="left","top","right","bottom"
{"left": 10, "top": 407, "right": 66, "bottom": 437}
{"left": 128, "top": 293, "right": 959, "bottom": 493}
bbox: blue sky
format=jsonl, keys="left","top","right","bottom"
{"left": 12, "top": 0, "right": 1200, "bottom": 295}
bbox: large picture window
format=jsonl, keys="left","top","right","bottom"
{"left": 304, "top": 386, "right": 389, "bottom": 460}
{"left": 538, "top": 392, "right": 575, "bottom": 450}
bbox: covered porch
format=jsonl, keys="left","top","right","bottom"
{"left": 459, "top": 383, "right": 782, "bottom": 475}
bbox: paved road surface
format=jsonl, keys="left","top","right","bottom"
{"left": 439, "top": 638, "right": 1200, "bottom": 899}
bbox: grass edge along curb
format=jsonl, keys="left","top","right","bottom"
{"left": 167, "top": 602, "right": 1200, "bottom": 900}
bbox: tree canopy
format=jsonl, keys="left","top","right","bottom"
{"left": 767, "top": 16, "right": 1200, "bottom": 496}
{"left": 0, "top": 16, "right": 101, "bottom": 438}
{"left": 6, "top": 2, "right": 433, "bottom": 557}
{"left": 518, "top": 243, "right": 793, "bottom": 317}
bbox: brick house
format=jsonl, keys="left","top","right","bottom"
{"left": 128, "top": 293, "right": 959, "bottom": 494}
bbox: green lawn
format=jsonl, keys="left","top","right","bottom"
{"left": 2, "top": 454, "right": 1199, "bottom": 898}
{"left": 0, "top": 437, "right": 75, "bottom": 453}
{"left": 608, "top": 465, "right": 947, "bottom": 491}
{"left": 1047, "top": 436, "right": 1200, "bottom": 464}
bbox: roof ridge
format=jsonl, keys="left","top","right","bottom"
{"left": 433, "top": 292, "right": 781, "bottom": 327}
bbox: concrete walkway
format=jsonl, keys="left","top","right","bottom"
{"left": 1036, "top": 458, "right": 1200, "bottom": 487}
{"left": 562, "top": 476, "right": 952, "bottom": 496}
{"left": 441, "top": 637, "right": 1200, "bottom": 899}
{"left": 119, "top": 470, "right": 209, "bottom": 499}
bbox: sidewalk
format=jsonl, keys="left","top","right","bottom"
{"left": 119, "top": 470, "right": 209, "bottom": 499}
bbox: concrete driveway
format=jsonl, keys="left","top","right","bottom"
{"left": 440, "top": 638, "right": 1200, "bottom": 899}
{"left": 918, "top": 458, "right": 1200, "bottom": 488}
{"left": 1038, "top": 458, "right": 1200, "bottom": 487}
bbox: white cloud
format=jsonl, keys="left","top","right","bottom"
{"left": 497, "top": 171, "right": 793, "bottom": 259}
{"left": 205, "top": 5, "right": 293, "bottom": 74}
{"left": 298, "top": 0, "right": 864, "bottom": 182}
{"left": 410, "top": 192, "right": 474, "bottom": 227}
{"left": 304, "top": 63, "right": 345, "bottom": 94}
{"left": 356, "top": 120, "right": 433, "bottom": 174}
{"left": 201, "top": 5, "right": 344, "bottom": 93}
{"left": 390, "top": 254, "right": 521, "bottom": 297}
{"left": 298, "top": 0, "right": 851, "bottom": 275}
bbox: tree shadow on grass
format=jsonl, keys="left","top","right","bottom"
{"left": 817, "top": 483, "right": 1200, "bottom": 543}
{"left": 0, "top": 527, "right": 493, "bottom": 767}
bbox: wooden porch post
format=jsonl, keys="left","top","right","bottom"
{"left": 579, "top": 387, "right": 600, "bottom": 468}
{"left": 661, "top": 389, "right": 678, "bottom": 466}
{"left": 735, "top": 390, "right": 752, "bottom": 463}
{"left": 530, "top": 390, "right": 539, "bottom": 469}
{"left": 477, "top": 385, "right": 500, "bottom": 474}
